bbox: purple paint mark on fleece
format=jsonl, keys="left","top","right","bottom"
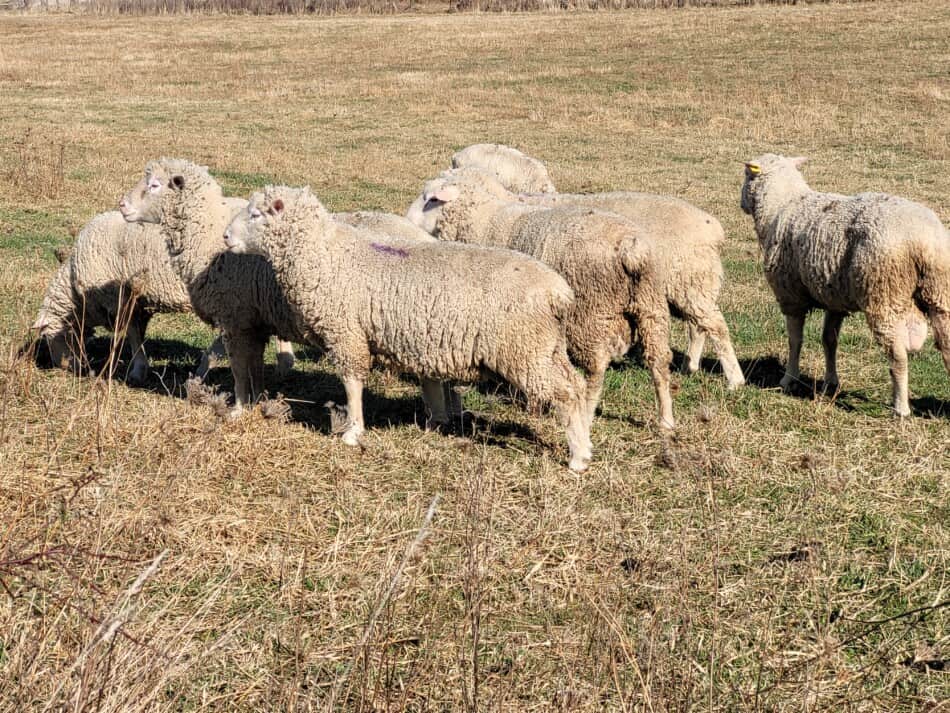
{"left": 370, "top": 242, "right": 409, "bottom": 258}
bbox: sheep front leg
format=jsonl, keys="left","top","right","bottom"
{"left": 341, "top": 375, "right": 365, "bottom": 445}
{"left": 780, "top": 313, "right": 806, "bottom": 390}
{"left": 195, "top": 333, "right": 227, "bottom": 379}
{"left": 821, "top": 311, "right": 846, "bottom": 393}
{"left": 929, "top": 308, "right": 950, "bottom": 375}
{"left": 125, "top": 315, "right": 150, "bottom": 386}
{"left": 274, "top": 338, "right": 295, "bottom": 378}
{"left": 225, "top": 331, "right": 264, "bottom": 415}
{"left": 421, "top": 378, "right": 449, "bottom": 430}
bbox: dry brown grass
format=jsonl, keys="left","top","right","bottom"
{"left": 0, "top": 2, "right": 948, "bottom": 710}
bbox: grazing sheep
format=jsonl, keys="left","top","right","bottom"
{"left": 30, "top": 208, "right": 296, "bottom": 384}
{"left": 224, "top": 185, "right": 593, "bottom": 472}
{"left": 740, "top": 153, "right": 950, "bottom": 416}
{"left": 451, "top": 143, "right": 556, "bottom": 194}
{"left": 450, "top": 159, "right": 744, "bottom": 389}
{"left": 119, "top": 160, "right": 310, "bottom": 410}
{"left": 407, "top": 168, "right": 675, "bottom": 430}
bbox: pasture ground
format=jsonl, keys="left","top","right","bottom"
{"left": 0, "top": 2, "right": 948, "bottom": 710}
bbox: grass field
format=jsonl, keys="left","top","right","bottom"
{"left": 1, "top": 2, "right": 949, "bottom": 710}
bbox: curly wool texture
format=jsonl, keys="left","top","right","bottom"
{"left": 335, "top": 211, "right": 438, "bottom": 243}
{"left": 122, "top": 159, "right": 308, "bottom": 404}
{"left": 410, "top": 169, "right": 675, "bottom": 428}
{"left": 254, "top": 187, "right": 577, "bottom": 385}
{"left": 452, "top": 163, "right": 743, "bottom": 387}
{"left": 237, "top": 185, "right": 592, "bottom": 469}
{"left": 33, "top": 211, "right": 197, "bottom": 378}
{"left": 741, "top": 153, "right": 950, "bottom": 412}
{"left": 451, "top": 144, "right": 556, "bottom": 194}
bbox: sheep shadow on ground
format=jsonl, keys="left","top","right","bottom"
{"left": 32, "top": 334, "right": 553, "bottom": 442}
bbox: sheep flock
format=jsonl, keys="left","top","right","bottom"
{"left": 33, "top": 143, "right": 950, "bottom": 472}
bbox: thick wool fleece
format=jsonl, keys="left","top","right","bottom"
{"left": 33, "top": 211, "right": 196, "bottom": 381}
{"left": 335, "top": 211, "right": 438, "bottom": 243}
{"left": 122, "top": 159, "right": 305, "bottom": 405}
{"left": 235, "top": 186, "right": 592, "bottom": 471}
{"left": 411, "top": 170, "right": 675, "bottom": 429}
{"left": 462, "top": 166, "right": 743, "bottom": 387}
{"left": 451, "top": 144, "right": 556, "bottom": 194}
{"left": 741, "top": 152, "right": 950, "bottom": 415}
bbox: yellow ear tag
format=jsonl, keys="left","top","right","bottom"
{"left": 746, "top": 163, "right": 761, "bottom": 175}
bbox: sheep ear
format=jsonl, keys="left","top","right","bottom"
{"left": 268, "top": 198, "right": 285, "bottom": 216}
{"left": 432, "top": 185, "right": 460, "bottom": 203}
{"left": 170, "top": 175, "right": 185, "bottom": 190}
{"left": 790, "top": 156, "right": 808, "bottom": 169}
{"left": 744, "top": 162, "right": 761, "bottom": 176}
{"left": 31, "top": 315, "right": 49, "bottom": 331}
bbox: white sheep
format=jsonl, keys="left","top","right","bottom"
{"left": 740, "top": 153, "right": 950, "bottom": 416}
{"left": 451, "top": 144, "right": 556, "bottom": 194}
{"left": 223, "top": 185, "right": 594, "bottom": 472}
{"left": 32, "top": 207, "right": 295, "bottom": 384}
{"left": 407, "top": 168, "right": 675, "bottom": 430}
{"left": 119, "top": 160, "right": 311, "bottom": 409}
{"left": 447, "top": 156, "right": 744, "bottom": 389}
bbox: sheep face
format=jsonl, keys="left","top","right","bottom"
{"left": 224, "top": 193, "right": 277, "bottom": 256}
{"left": 119, "top": 163, "right": 183, "bottom": 225}
{"left": 405, "top": 181, "right": 460, "bottom": 236}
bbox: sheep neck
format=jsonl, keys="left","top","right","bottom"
{"left": 752, "top": 170, "right": 812, "bottom": 241}
{"left": 444, "top": 193, "right": 532, "bottom": 248}
{"left": 162, "top": 182, "right": 230, "bottom": 288}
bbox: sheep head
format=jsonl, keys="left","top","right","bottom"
{"left": 740, "top": 153, "right": 808, "bottom": 216}
{"left": 224, "top": 185, "right": 326, "bottom": 260}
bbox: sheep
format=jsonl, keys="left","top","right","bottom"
{"left": 32, "top": 204, "right": 295, "bottom": 385}
{"left": 740, "top": 153, "right": 950, "bottom": 416}
{"left": 119, "top": 160, "right": 314, "bottom": 411}
{"left": 451, "top": 144, "right": 556, "bottom": 194}
{"left": 407, "top": 168, "right": 675, "bottom": 430}
{"left": 223, "top": 185, "right": 594, "bottom": 472}
{"left": 449, "top": 159, "right": 744, "bottom": 389}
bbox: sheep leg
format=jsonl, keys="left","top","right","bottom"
{"left": 125, "top": 314, "right": 150, "bottom": 386}
{"left": 421, "top": 377, "right": 449, "bottom": 430}
{"left": 821, "top": 311, "right": 846, "bottom": 393}
{"left": 632, "top": 303, "right": 675, "bottom": 430}
{"left": 444, "top": 383, "right": 464, "bottom": 424}
{"left": 683, "top": 322, "right": 705, "bottom": 374}
{"left": 780, "top": 313, "right": 806, "bottom": 390}
{"left": 341, "top": 375, "right": 365, "bottom": 446}
{"left": 885, "top": 337, "right": 911, "bottom": 417}
{"left": 929, "top": 308, "right": 950, "bottom": 375}
{"left": 582, "top": 356, "right": 611, "bottom": 430}
{"left": 225, "top": 331, "right": 264, "bottom": 415}
{"left": 691, "top": 309, "right": 745, "bottom": 389}
{"left": 195, "top": 333, "right": 227, "bottom": 380}
{"left": 274, "top": 338, "right": 295, "bottom": 378}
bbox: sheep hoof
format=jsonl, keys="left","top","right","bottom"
{"left": 821, "top": 379, "right": 840, "bottom": 395}
{"left": 569, "top": 456, "right": 590, "bottom": 473}
{"left": 892, "top": 406, "right": 911, "bottom": 419}
{"left": 342, "top": 427, "right": 363, "bottom": 446}
{"left": 726, "top": 377, "right": 746, "bottom": 391}
{"left": 779, "top": 374, "right": 797, "bottom": 391}
{"left": 228, "top": 405, "right": 245, "bottom": 420}
{"left": 127, "top": 366, "right": 148, "bottom": 386}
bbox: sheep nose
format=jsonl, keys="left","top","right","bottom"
{"left": 223, "top": 230, "right": 231, "bottom": 244}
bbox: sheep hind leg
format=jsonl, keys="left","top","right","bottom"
{"left": 690, "top": 307, "right": 745, "bottom": 389}
{"left": 780, "top": 313, "right": 806, "bottom": 391}
{"left": 821, "top": 311, "right": 846, "bottom": 394}
{"left": 682, "top": 322, "right": 705, "bottom": 375}
{"left": 582, "top": 354, "right": 611, "bottom": 431}
{"left": 929, "top": 309, "right": 950, "bottom": 375}
{"left": 633, "top": 303, "right": 675, "bottom": 430}
{"left": 225, "top": 331, "right": 265, "bottom": 416}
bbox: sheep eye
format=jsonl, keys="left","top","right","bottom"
{"left": 249, "top": 209, "right": 263, "bottom": 219}
{"left": 148, "top": 180, "right": 161, "bottom": 191}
